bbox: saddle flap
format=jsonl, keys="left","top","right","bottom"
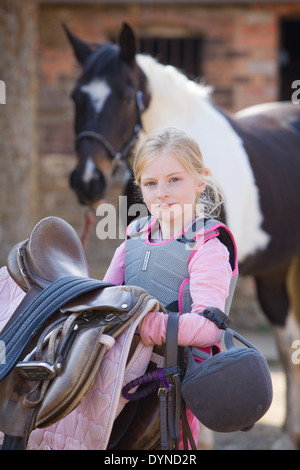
{"left": 0, "top": 368, "right": 40, "bottom": 437}
{"left": 35, "top": 325, "right": 108, "bottom": 427}
{"left": 60, "top": 285, "right": 149, "bottom": 314}
{"left": 35, "top": 291, "right": 161, "bottom": 431}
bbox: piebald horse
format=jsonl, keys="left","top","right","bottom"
{"left": 65, "top": 22, "right": 300, "bottom": 448}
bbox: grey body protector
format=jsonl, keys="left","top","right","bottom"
{"left": 124, "top": 215, "right": 238, "bottom": 449}
{"left": 124, "top": 216, "right": 238, "bottom": 317}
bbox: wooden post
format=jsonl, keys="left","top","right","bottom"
{"left": 0, "top": 0, "right": 38, "bottom": 266}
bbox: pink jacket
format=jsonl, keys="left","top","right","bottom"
{"left": 104, "top": 236, "right": 232, "bottom": 348}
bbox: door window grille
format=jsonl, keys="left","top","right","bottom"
{"left": 138, "top": 37, "right": 203, "bottom": 79}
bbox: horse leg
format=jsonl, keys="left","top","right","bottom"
{"left": 273, "top": 316, "right": 300, "bottom": 449}
{"left": 287, "top": 254, "right": 300, "bottom": 324}
{"left": 280, "top": 253, "right": 300, "bottom": 448}
{"left": 255, "top": 262, "right": 300, "bottom": 449}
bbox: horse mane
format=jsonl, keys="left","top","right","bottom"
{"left": 136, "top": 53, "right": 212, "bottom": 106}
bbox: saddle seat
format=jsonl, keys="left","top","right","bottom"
{"left": 7, "top": 216, "right": 90, "bottom": 293}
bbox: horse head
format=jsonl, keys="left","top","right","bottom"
{"left": 64, "top": 23, "right": 151, "bottom": 207}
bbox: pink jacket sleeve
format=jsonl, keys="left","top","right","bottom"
{"left": 103, "top": 241, "right": 126, "bottom": 285}
{"left": 103, "top": 237, "right": 232, "bottom": 348}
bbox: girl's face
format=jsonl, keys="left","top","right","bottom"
{"left": 140, "top": 151, "right": 206, "bottom": 237}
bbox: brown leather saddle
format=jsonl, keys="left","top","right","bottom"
{"left": 0, "top": 217, "right": 165, "bottom": 450}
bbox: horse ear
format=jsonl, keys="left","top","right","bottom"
{"left": 119, "top": 23, "right": 136, "bottom": 66}
{"left": 62, "top": 23, "right": 94, "bottom": 65}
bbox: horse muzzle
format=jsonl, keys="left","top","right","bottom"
{"left": 69, "top": 164, "right": 107, "bottom": 206}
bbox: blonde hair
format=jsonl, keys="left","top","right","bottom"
{"left": 133, "top": 127, "right": 224, "bottom": 219}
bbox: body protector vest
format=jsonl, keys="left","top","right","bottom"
{"left": 124, "top": 216, "right": 238, "bottom": 316}
{"left": 123, "top": 217, "right": 272, "bottom": 448}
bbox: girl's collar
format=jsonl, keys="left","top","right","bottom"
{"left": 146, "top": 215, "right": 206, "bottom": 242}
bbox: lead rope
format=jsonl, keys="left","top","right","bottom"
{"left": 81, "top": 208, "right": 96, "bottom": 248}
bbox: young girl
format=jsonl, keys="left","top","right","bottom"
{"left": 0, "top": 127, "right": 237, "bottom": 450}
{"left": 103, "top": 127, "right": 237, "bottom": 449}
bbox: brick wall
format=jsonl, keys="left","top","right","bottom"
{"left": 38, "top": 2, "right": 300, "bottom": 155}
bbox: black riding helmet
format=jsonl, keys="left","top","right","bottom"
{"left": 181, "top": 327, "right": 273, "bottom": 433}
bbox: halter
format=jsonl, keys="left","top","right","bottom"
{"left": 75, "top": 90, "right": 145, "bottom": 169}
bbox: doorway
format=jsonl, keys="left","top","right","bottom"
{"left": 138, "top": 36, "right": 203, "bottom": 80}
{"left": 279, "top": 18, "right": 300, "bottom": 101}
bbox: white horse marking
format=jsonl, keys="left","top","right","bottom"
{"left": 82, "top": 157, "right": 97, "bottom": 184}
{"left": 81, "top": 79, "right": 111, "bottom": 114}
{"left": 136, "top": 54, "right": 271, "bottom": 262}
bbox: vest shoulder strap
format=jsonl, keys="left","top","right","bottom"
{"left": 126, "top": 216, "right": 152, "bottom": 238}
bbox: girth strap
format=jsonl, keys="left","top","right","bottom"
{"left": 123, "top": 312, "right": 197, "bottom": 450}
{"left": 159, "top": 312, "right": 182, "bottom": 450}
{"left": 160, "top": 313, "right": 197, "bottom": 451}
{"left": 0, "top": 276, "right": 111, "bottom": 382}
